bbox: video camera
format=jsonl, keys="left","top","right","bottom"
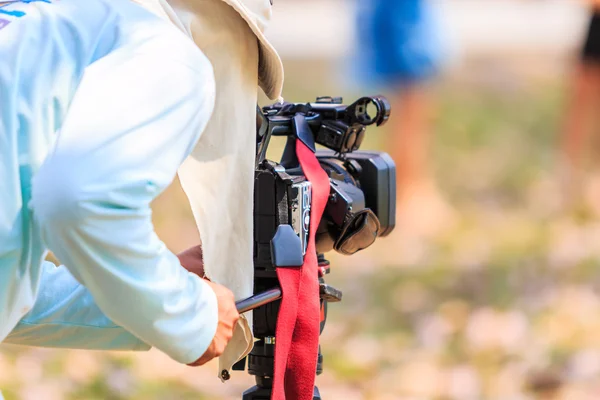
{"left": 232, "top": 96, "right": 396, "bottom": 400}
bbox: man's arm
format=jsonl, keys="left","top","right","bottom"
{"left": 4, "top": 247, "right": 219, "bottom": 356}
{"left": 5, "top": 261, "right": 150, "bottom": 350}
{"left": 28, "top": 34, "right": 235, "bottom": 365}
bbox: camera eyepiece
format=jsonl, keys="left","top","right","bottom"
{"left": 346, "top": 95, "right": 391, "bottom": 127}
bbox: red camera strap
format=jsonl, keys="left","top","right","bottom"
{"left": 272, "top": 139, "right": 330, "bottom": 400}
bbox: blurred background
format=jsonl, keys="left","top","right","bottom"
{"left": 3, "top": 0, "right": 600, "bottom": 399}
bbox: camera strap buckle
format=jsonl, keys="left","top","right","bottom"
{"left": 270, "top": 225, "right": 304, "bottom": 267}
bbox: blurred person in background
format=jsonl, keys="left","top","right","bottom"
{"left": 355, "top": 0, "right": 453, "bottom": 235}
{"left": 559, "top": 0, "right": 600, "bottom": 207}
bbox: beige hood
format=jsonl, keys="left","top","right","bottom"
{"left": 219, "top": 0, "right": 284, "bottom": 99}
{"left": 148, "top": 0, "right": 284, "bottom": 99}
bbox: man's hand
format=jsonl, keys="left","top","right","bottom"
{"left": 178, "top": 245, "right": 240, "bottom": 366}
{"left": 188, "top": 280, "right": 240, "bottom": 366}
{"left": 177, "top": 244, "right": 205, "bottom": 278}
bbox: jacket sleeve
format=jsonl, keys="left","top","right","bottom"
{"left": 4, "top": 261, "right": 148, "bottom": 351}
{"left": 28, "top": 46, "right": 219, "bottom": 364}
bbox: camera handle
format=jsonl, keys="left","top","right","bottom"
{"left": 255, "top": 108, "right": 321, "bottom": 169}
{"left": 235, "top": 288, "right": 282, "bottom": 314}
{"left": 235, "top": 284, "right": 342, "bottom": 315}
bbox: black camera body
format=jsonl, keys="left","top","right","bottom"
{"left": 239, "top": 96, "right": 396, "bottom": 399}
{"left": 254, "top": 150, "right": 396, "bottom": 272}
{"left": 254, "top": 95, "right": 395, "bottom": 266}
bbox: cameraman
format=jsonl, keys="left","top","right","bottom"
{"left": 0, "top": 0, "right": 282, "bottom": 375}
